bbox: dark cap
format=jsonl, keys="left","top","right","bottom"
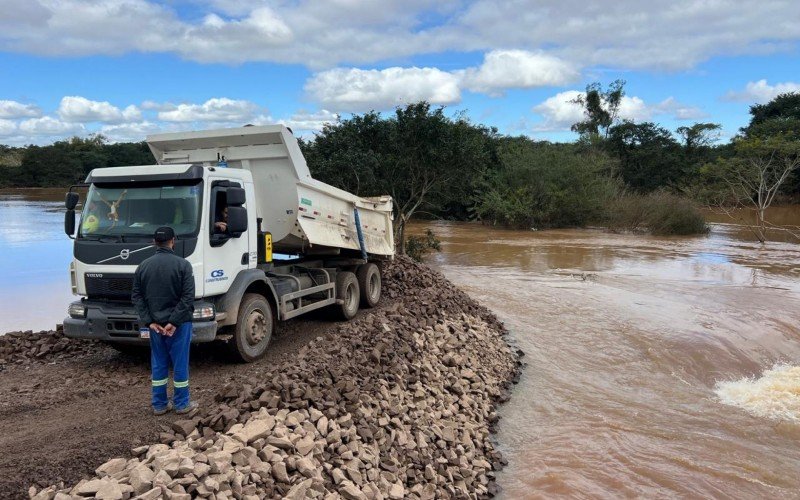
{"left": 154, "top": 226, "right": 175, "bottom": 242}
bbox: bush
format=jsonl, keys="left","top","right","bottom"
{"left": 405, "top": 229, "right": 441, "bottom": 262}
{"left": 607, "top": 192, "right": 708, "bottom": 235}
{"left": 473, "top": 138, "right": 619, "bottom": 228}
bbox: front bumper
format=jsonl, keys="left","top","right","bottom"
{"left": 63, "top": 300, "right": 218, "bottom": 344}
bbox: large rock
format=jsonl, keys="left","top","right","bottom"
{"left": 284, "top": 478, "right": 313, "bottom": 500}
{"left": 95, "top": 458, "right": 127, "bottom": 478}
{"left": 129, "top": 465, "right": 155, "bottom": 495}
{"left": 206, "top": 451, "right": 233, "bottom": 474}
{"left": 230, "top": 415, "right": 275, "bottom": 444}
{"left": 339, "top": 481, "right": 368, "bottom": 500}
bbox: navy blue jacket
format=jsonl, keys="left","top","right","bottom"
{"left": 132, "top": 247, "right": 194, "bottom": 326}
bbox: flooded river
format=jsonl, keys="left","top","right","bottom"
{"left": 2, "top": 189, "right": 800, "bottom": 497}
{"left": 418, "top": 221, "right": 800, "bottom": 498}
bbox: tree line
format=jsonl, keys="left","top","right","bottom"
{"left": 2, "top": 84, "right": 799, "bottom": 245}
{"left": 0, "top": 136, "right": 154, "bottom": 187}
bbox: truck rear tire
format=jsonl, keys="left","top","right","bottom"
{"left": 229, "top": 293, "right": 274, "bottom": 362}
{"left": 335, "top": 271, "right": 360, "bottom": 320}
{"left": 356, "top": 263, "right": 381, "bottom": 308}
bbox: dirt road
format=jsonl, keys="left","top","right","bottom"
{"left": 0, "top": 309, "right": 342, "bottom": 497}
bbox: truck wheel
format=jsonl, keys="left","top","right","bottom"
{"left": 229, "top": 293, "right": 274, "bottom": 362}
{"left": 335, "top": 271, "right": 360, "bottom": 320}
{"left": 356, "top": 263, "right": 381, "bottom": 308}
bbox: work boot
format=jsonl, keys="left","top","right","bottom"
{"left": 175, "top": 401, "right": 198, "bottom": 415}
{"left": 153, "top": 402, "right": 173, "bottom": 416}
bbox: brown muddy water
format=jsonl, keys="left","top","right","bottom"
{"left": 414, "top": 218, "right": 800, "bottom": 499}
{"left": 2, "top": 189, "right": 800, "bottom": 497}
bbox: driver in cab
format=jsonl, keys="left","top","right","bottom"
{"left": 213, "top": 206, "right": 228, "bottom": 234}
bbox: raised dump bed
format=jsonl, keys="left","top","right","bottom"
{"left": 147, "top": 125, "right": 394, "bottom": 257}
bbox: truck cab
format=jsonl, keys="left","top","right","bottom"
{"left": 63, "top": 126, "right": 393, "bottom": 361}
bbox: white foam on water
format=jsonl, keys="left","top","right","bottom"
{"left": 715, "top": 365, "right": 800, "bottom": 422}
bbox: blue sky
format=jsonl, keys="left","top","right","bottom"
{"left": 0, "top": 0, "right": 799, "bottom": 146}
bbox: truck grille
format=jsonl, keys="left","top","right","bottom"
{"left": 85, "top": 274, "right": 134, "bottom": 300}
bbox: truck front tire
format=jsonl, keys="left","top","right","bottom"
{"left": 335, "top": 272, "right": 360, "bottom": 320}
{"left": 229, "top": 293, "right": 274, "bottom": 362}
{"left": 356, "top": 263, "right": 381, "bottom": 308}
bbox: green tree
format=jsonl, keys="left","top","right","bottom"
{"left": 0, "top": 135, "right": 154, "bottom": 187}
{"left": 571, "top": 79, "right": 626, "bottom": 139}
{"left": 606, "top": 121, "right": 683, "bottom": 192}
{"left": 746, "top": 92, "right": 800, "bottom": 130}
{"left": 302, "top": 102, "right": 495, "bottom": 254}
{"left": 17, "top": 143, "right": 84, "bottom": 187}
{"left": 474, "top": 137, "right": 619, "bottom": 228}
{"left": 740, "top": 92, "right": 800, "bottom": 196}
{"left": 709, "top": 134, "right": 800, "bottom": 242}
{"left": 676, "top": 123, "right": 721, "bottom": 150}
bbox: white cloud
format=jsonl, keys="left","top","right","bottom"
{"left": 0, "top": 0, "right": 293, "bottom": 64}
{"left": 306, "top": 51, "right": 578, "bottom": 112}
{"left": 458, "top": 50, "right": 579, "bottom": 95}
{"left": 724, "top": 79, "right": 800, "bottom": 103}
{"left": 0, "top": 100, "right": 42, "bottom": 119}
{"left": 0, "top": 1, "right": 798, "bottom": 69}
{"left": 531, "top": 91, "right": 586, "bottom": 132}
{"left": 617, "top": 96, "right": 650, "bottom": 122}
{"left": 532, "top": 91, "right": 705, "bottom": 131}
{"left": 98, "top": 121, "right": 165, "bottom": 142}
{"left": 19, "top": 116, "right": 85, "bottom": 136}
{"left": 279, "top": 109, "right": 338, "bottom": 133}
{"left": 141, "top": 100, "right": 168, "bottom": 111}
{"left": 57, "top": 96, "right": 141, "bottom": 123}
{"left": 448, "top": 0, "right": 800, "bottom": 71}
{"left": 305, "top": 67, "right": 461, "bottom": 112}
{"left": 157, "top": 98, "right": 262, "bottom": 123}
{"left": 653, "top": 97, "right": 708, "bottom": 121}
{"left": 0, "top": 119, "right": 17, "bottom": 136}
{"left": 0, "top": 95, "right": 283, "bottom": 144}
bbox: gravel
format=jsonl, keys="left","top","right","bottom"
{"left": 18, "top": 257, "right": 521, "bottom": 499}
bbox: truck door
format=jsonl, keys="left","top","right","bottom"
{"left": 204, "top": 179, "right": 250, "bottom": 296}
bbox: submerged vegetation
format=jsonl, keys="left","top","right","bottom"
{"left": 405, "top": 229, "right": 442, "bottom": 262}
{"left": 607, "top": 192, "right": 708, "bottom": 236}
{"left": 3, "top": 85, "right": 799, "bottom": 247}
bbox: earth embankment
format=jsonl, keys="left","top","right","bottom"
{"left": 1, "top": 257, "right": 520, "bottom": 499}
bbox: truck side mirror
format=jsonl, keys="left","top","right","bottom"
{"left": 227, "top": 187, "right": 246, "bottom": 206}
{"left": 227, "top": 206, "right": 247, "bottom": 236}
{"left": 65, "top": 192, "right": 79, "bottom": 210}
{"left": 65, "top": 210, "right": 76, "bottom": 236}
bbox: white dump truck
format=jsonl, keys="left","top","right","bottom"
{"left": 63, "top": 125, "right": 394, "bottom": 361}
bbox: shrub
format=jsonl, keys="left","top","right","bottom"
{"left": 405, "top": 229, "right": 441, "bottom": 262}
{"left": 607, "top": 192, "right": 708, "bottom": 235}
{"left": 473, "top": 138, "right": 619, "bottom": 228}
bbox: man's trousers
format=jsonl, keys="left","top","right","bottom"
{"left": 149, "top": 322, "right": 192, "bottom": 411}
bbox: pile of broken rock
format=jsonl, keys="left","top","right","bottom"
{"left": 0, "top": 325, "right": 95, "bottom": 369}
{"left": 29, "top": 257, "right": 522, "bottom": 499}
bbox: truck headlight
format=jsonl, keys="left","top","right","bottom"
{"left": 68, "top": 303, "right": 87, "bottom": 319}
{"left": 193, "top": 305, "right": 215, "bottom": 321}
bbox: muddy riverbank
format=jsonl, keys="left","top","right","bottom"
{"left": 1, "top": 257, "right": 520, "bottom": 499}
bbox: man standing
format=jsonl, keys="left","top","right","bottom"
{"left": 132, "top": 226, "right": 198, "bottom": 415}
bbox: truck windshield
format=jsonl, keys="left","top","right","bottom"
{"left": 79, "top": 183, "right": 202, "bottom": 239}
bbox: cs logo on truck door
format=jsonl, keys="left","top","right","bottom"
{"left": 206, "top": 269, "right": 228, "bottom": 283}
